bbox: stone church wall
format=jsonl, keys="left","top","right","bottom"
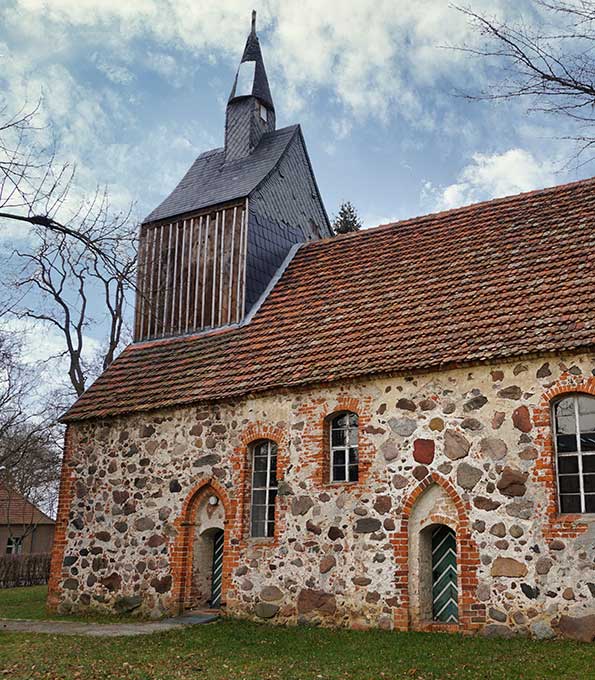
{"left": 48, "top": 352, "right": 595, "bottom": 639}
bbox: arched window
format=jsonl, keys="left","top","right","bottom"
{"left": 553, "top": 394, "right": 595, "bottom": 513}
{"left": 329, "top": 412, "right": 359, "bottom": 483}
{"left": 250, "top": 440, "right": 278, "bottom": 537}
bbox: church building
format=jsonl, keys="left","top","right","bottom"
{"left": 48, "top": 14, "right": 595, "bottom": 641}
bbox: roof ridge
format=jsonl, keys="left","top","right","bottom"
{"left": 174, "top": 126, "right": 298, "bottom": 168}
{"left": 263, "top": 123, "right": 299, "bottom": 135}
{"left": 308, "top": 174, "right": 595, "bottom": 247}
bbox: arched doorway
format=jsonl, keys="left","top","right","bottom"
{"left": 191, "top": 526, "right": 225, "bottom": 609}
{"left": 394, "top": 474, "right": 483, "bottom": 632}
{"left": 407, "top": 483, "right": 460, "bottom": 628}
{"left": 430, "top": 525, "right": 458, "bottom": 623}
{"left": 171, "top": 480, "right": 234, "bottom": 616}
{"left": 187, "top": 490, "right": 225, "bottom": 611}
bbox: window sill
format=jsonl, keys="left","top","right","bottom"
{"left": 553, "top": 512, "right": 595, "bottom": 520}
{"left": 246, "top": 537, "right": 275, "bottom": 545}
{"left": 325, "top": 481, "right": 359, "bottom": 488}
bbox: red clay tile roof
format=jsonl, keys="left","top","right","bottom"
{"left": 0, "top": 483, "right": 54, "bottom": 525}
{"left": 64, "top": 177, "right": 595, "bottom": 422}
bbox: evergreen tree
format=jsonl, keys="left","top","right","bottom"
{"left": 332, "top": 201, "right": 362, "bottom": 235}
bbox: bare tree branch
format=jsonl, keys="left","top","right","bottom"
{"left": 0, "top": 102, "right": 134, "bottom": 273}
{"left": 452, "top": 1, "right": 595, "bottom": 162}
{"left": 0, "top": 333, "right": 61, "bottom": 525}
{"left": 12, "top": 224, "right": 137, "bottom": 398}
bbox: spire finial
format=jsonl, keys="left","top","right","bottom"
{"left": 251, "top": 9, "right": 256, "bottom": 35}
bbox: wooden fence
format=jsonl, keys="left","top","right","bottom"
{"left": 0, "top": 553, "right": 51, "bottom": 588}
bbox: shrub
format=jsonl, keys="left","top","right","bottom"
{"left": 0, "top": 553, "right": 51, "bottom": 588}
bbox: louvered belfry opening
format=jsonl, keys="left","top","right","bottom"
{"left": 134, "top": 201, "right": 247, "bottom": 341}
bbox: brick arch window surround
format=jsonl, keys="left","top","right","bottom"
{"left": 552, "top": 393, "right": 595, "bottom": 513}
{"left": 327, "top": 411, "right": 359, "bottom": 483}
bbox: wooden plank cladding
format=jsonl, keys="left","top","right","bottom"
{"left": 134, "top": 201, "right": 247, "bottom": 341}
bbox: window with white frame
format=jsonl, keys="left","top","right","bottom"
{"left": 553, "top": 394, "right": 595, "bottom": 513}
{"left": 250, "top": 440, "right": 278, "bottom": 537}
{"left": 330, "top": 412, "right": 359, "bottom": 482}
{"left": 6, "top": 536, "right": 23, "bottom": 555}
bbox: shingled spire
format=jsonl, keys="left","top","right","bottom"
{"left": 225, "top": 10, "right": 276, "bottom": 162}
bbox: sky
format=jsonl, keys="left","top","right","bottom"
{"left": 0, "top": 0, "right": 591, "bottom": 372}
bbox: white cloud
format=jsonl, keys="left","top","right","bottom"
{"left": 6, "top": 0, "right": 507, "bottom": 123}
{"left": 0, "top": 0, "right": 502, "bottom": 254}
{"left": 0, "top": 317, "right": 100, "bottom": 366}
{"left": 426, "top": 148, "right": 557, "bottom": 211}
{"left": 92, "top": 54, "right": 135, "bottom": 85}
{"left": 330, "top": 118, "right": 353, "bottom": 140}
{"left": 0, "top": 0, "right": 524, "bottom": 234}
{"left": 145, "top": 52, "right": 188, "bottom": 87}
{"left": 0, "top": 23, "right": 217, "bottom": 232}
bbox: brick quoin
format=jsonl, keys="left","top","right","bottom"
{"left": 47, "top": 425, "right": 76, "bottom": 613}
{"left": 532, "top": 374, "right": 594, "bottom": 542}
{"left": 391, "top": 472, "right": 485, "bottom": 633}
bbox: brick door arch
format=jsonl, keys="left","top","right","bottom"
{"left": 391, "top": 473, "right": 485, "bottom": 632}
{"left": 170, "top": 478, "right": 234, "bottom": 614}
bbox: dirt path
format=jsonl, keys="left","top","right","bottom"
{"left": 0, "top": 612, "right": 218, "bottom": 637}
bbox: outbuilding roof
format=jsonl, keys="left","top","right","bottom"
{"left": 144, "top": 125, "right": 299, "bottom": 224}
{"left": 64, "top": 176, "right": 595, "bottom": 422}
{"left": 0, "top": 483, "right": 55, "bottom": 525}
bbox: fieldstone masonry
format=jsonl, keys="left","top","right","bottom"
{"left": 48, "top": 353, "right": 595, "bottom": 640}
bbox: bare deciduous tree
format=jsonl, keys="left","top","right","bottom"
{"left": 14, "top": 223, "right": 136, "bottom": 398}
{"left": 0, "top": 100, "right": 138, "bottom": 522}
{"left": 0, "top": 332, "right": 61, "bottom": 529}
{"left": 0, "top": 100, "right": 138, "bottom": 399}
{"left": 0, "top": 333, "right": 39, "bottom": 464}
{"left": 455, "top": 1, "right": 595, "bottom": 163}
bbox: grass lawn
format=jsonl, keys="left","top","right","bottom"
{"left": 0, "top": 587, "right": 593, "bottom": 680}
{"left": 0, "top": 585, "right": 145, "bottom": 623}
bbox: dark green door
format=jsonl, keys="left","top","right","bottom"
{"left": 431, "top": 525, "right": 458, "bottom": 623}
{"left": 210, "top": 530, "right": 224, "bottom": 608}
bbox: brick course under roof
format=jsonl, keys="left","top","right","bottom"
{"left": 64, "top": 177, "right": 595, "bottom": 422}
